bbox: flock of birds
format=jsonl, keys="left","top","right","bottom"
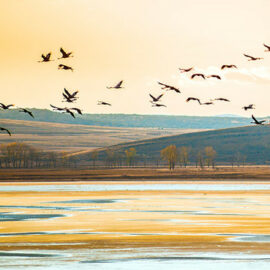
{"left": 0, "top": 44, "right": 270, "bottom": 136}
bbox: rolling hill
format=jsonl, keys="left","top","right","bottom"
{"left": 0, "top": 108, "right": 254, "bottom": 129}
{"left": 90, "top": 125, "right": 270, "bottom": 164}
{"left": 0, "top": 119, "right": 195, "bottom": 152}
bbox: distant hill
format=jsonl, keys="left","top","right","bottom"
{"left": 0, "top": 108, "right": 256, "bottom": 129}
{"left": 93, "top": 125, "right": 270, "bottom": 164}
{"left": 0, "top": 119, "right": 192, "bottom": 152}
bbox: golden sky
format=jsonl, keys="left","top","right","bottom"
{"left": 0, "top": 0, "right": 270, "bottom": 116}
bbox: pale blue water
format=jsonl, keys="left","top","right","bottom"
{"left": 1, "top": 181, "right": 270, "bottom": 269}
{"left": 1, "top": 182, "right": 270, "bottom": 192}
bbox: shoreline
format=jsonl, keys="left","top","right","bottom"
{"left": 0, "top": 167, "right": 270, "bottom": 182}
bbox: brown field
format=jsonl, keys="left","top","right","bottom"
{"left": 0, "top": 119, "right": 201, "bottom": 152}
{"left": 0, "top": 166, "right": 270, "bottom": 181}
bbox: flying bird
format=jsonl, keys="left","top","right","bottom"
{"left": 98, "top": 101, "right": 111, "bottom": 106}
{"left": 149, "top": 93, "right": 164, "bottom": 103}
{"left": 62, "top": 93, "right": 76, "bottom": 103}
{"left": 59, "top": 48, "right": 73, "bottom": 59}
{"left": 152, "top": 103, "right": 166, "bottom": 107}
{"left": 70, "top": 107, "right": 82, "bottom": 115}
{"left": 50, "top": 104, "right": 66, "bottom": 111}
{"left": 19, "top": 108, "right": 34, "bottom": 118}
{"left": 107, "top": 80, "right": 124, "bottom": 89}
{"left": 64, "top": 88, "right": 79, "bottom": 99}
{"left": 243, "top": 54, "right": 263, "bottom": 61}
{"left": 263, "top": 44, "right": 270, "bottom": 52}
{"left": 58, "top": 64, "right": 73, "bottom": 71}
{"left": 65, "top": 108, "right": 75, "bottom": 118}
{"left": 221, "top": 65, "right": 237, "bottom": 70}
{"left": 242, "top": 104, "right": 255, "bottom": 111}
{"left": 179, "top": 67, "right": 193, "bottom": 73}
{"left": 38, "top": 52, "right": 53, "bottom": 62}
{"left": 157, "top": 82, "right": 180, "bottom": 93}
{"left": 0, "top": 127, "right": 11, "bottom": 136}
{"left": 207, "top": 75, "right": 221, "bottom": 80}
{"left": 251, "top": 115, "right": 266, "bottom": 125}
{"left": 214, "top": 98, "right": 230, "bottom": 102}
{"left": 191, "top": 73, "right": 206, "bottom": 79}
{"left": 201, "top": 102, "right": 214, "bottom": 105}
{"left": 186, "top": 97, "right": 201, "bottom": 104}
{"left": 0, "top": 103, "right": 14, "bottom": 110}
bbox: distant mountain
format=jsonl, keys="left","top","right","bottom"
{"left": 94, "top": 125, "right": 270, "bottom": 165}
{"left": 215, "top": 114, "right": 246, "bottom": 118}
{"left": 0, "top": 109, "right": 257, "bottom": 129}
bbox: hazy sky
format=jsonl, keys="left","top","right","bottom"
{"left": 1, "top": 0, "right": 270, "bottom": 116}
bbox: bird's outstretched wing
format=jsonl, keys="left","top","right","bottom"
{"left": 251, "top": 114, "right": 258, "bottom": 123}
{"left": 263, "top": 44, "right": 270, "bottom": 50}
{"left": 157, "top": 94, "right": 163, "bottom": 100}
{"left": 243, "top": 54, "right": 254, "bottom": 59}
{"left": 149, "top": 94, "right": 155, "bottom": 101}
{"left": 0, "top": 127, "right": 11, "bottom": 136}
{"left": 116, "top": 80, "right": 123, "bottom": 88}
{"left": 64, "top": 88, "right": 71, "bottom": 97}
{"left": 60, "top": 47, "right": 66, "bottom": 56}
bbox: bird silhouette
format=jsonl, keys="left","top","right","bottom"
{"left": 251, "top": 115, "right": 266, "bottom": 125}
{"left": 38, "top": 52, "right": 53, "bottom": 62}
{"left": 0, "top": 127, "right": 11, "bottom": 136}
{"left": 152, "top": 103, "right": 166, "bottom": 107}
{"left": 50, "top": 104, "right": 66, "bottom": 111}
{"left": 242, "top": 104, "right": 255, "bottom": 111}
{"left": 19, "top": 108, "right": 34, "bottom": 118}
{"left": 64, "top": 88, "right": 78, "bottom": 99}
{"left": 186, "top": 97, "right": 201, "bottom": 105}
{"left": 179, "top": 67, "right": 193, "bottom": 73}
{"left": 98, "top": 101, "right": 111, "bottom": 106}
{"left": 149, "top": 93, "right": 164, "bottom": 103}
{"left": 191, "top": 73, "right": 206, "bottom": 79}
{"left": 58, "top": 64, "right": 73, "bottom": 71}
{"left": 221, "top": 65, "right": 237, "bottom": 70}
{"left": 263, "top": 44, "right": 270, "bottom": 52}
{"left": 70, "top": 107, "right": 82, "bottom": 115}
{"left": 207, "top": 75, "right": 221, "bottom": 80}
{"left": 243, "top": 54, "right": 263, "bottom": 61}
{"left": 214, "top": 98, "right": 230, "bottom": 102}
{"left": 58, "top": 48, "right": 73, "bottom": 59}
{"left": 65, "top": 108, "right": 75, "bottom": 118}
{"left": 0, "top": 103, "right": 14, "bottom": 110}
{"left": 107, "top": 80, "right": 124, "bottom": 89}
{"left": 157, "top": 82, "right": 180, "bottom": 93}
{"left": 62, "top": 93, "right": 76, "bottom": 103}
{"left": 201, "top": 101, "right": 214, "bottom": 105}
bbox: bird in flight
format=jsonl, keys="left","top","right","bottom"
{"left": 179, "top": 67, "right": 193, "bottom": 73}
{"left": 58, "top": 64, "right": 73, "bottom": 71}
{"left": 157, "top": 82, "right": 180, "bottom": 93}
{"left": 214, "top": 98, "right": 230, "bottom": 102}
{"left": 243, "top": 54, "right": 263, "bottom": 61}
{"left": 62, "top": 88, "right": 78, "bottom": 103}
{"left": 221, "top": 65, "right": 237, "bottom": 70}
{"left": 149, "top": 93, "right": 164, "bottom": 103}
{"left": 251, "top": 115, "right": 266, "bottom": 125}
{"left": 19, "top": 108, "right": 34, "bottom": 118}
{"left": 38, "top": 52, "right": 53, "bottom": 62}
{"left": 98, "top": 101, "right": 111, "bottom": 106}
{"left": 50, "top": 104, "right": 66, "bottom": 111}
{"left": 201, "top": 101, "right": 214, "bottom": 105}
{"left": 207, "top": 75, "right": 221, "bottom": 80}
{"left": 65, "top": 108, "right": 75, "bottom": 118}
{"left": 186, "top": 97, "right": 201, "bottom": 105}
{"left": 152, "top": 103, "right": 166, "bottom": 107}
{"left": 263, "top": 44, "right": 270, "bottom": 52}
{"left": 0, "top": 103, "right": 14, "bottom": 110}
{"left": 107, "top": 80, "right": 124, "bottom": 89}
{"left": 242, "top": 104, "right": 255, "bottom": 111}
{"left": 58, "top": 48, "right": 73, "bottom": 59}
{"left": 0, "top": 127, "right": 11, "bottom": 136}
{"left": 70, "top": 107, "right": 82, "bottom": 115}
{"left": 191, "top": 73, "right": 206, "bottom": 79}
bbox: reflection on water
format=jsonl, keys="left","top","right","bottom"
{"left": 1, "top": 181, "right": 270, "bottom": 269}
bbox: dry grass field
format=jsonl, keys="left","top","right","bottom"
{"left": 0, "top": 119, "right": 201, "bottom": 152}
{"left": 1, "top": 166, "right": 270, "bottom": 181}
